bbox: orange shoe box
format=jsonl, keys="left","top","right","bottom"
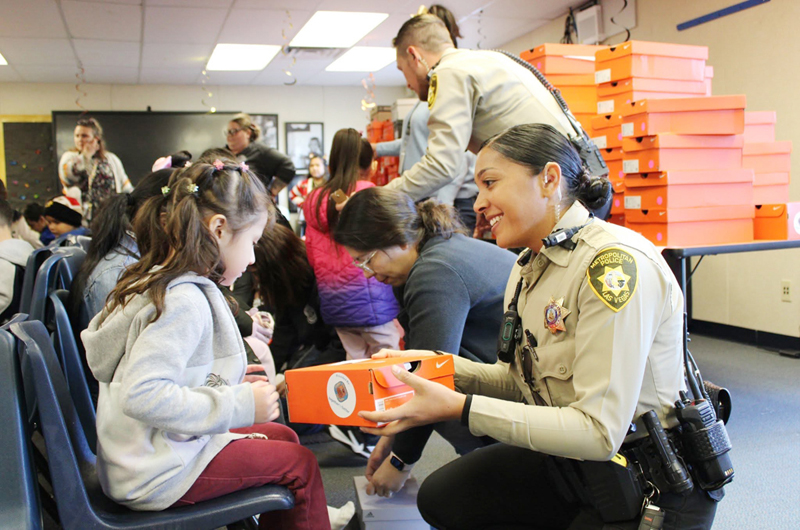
{"left": 574, "top": 113, "right": 595, "bottom": 133}
{"left": 557, "top": 85, "right": 598, "bottom": 103}
{"left": 610, "top": 178, "right": 625, "bottom": 214}
{"left": 601, "top": 147, "right": 624, "bottom": 161}
{"left": 620, "top": 95, "right": 746, "bottom": 137}
{"left": 754, "top": 203, "right": 800, "bottom": 240}
{"left": 704, "top": 66, "right": 714, "bottom": 96}
{"left": 596, "top": 77, "right": 708, "bottom": 114}
{"left": 753, "top": 184, "right": 790, "bottom": 205}
{"left": 521, "top": 43, "right": 606, "bottom": 74}
{"left": 595, "top": 41, "right": 708, "bottom": 83}
{"left": 742, "top": 141, "right": 792, "bottom": 173}
{"left": 744, "top": 111, "right": 776, "bottom": 143}
{"left": 285, "top": 355, "right": 455, "bottom": 427}
{"left": 621, "top": 134, "right": 743, "bottom": 173}
{"left": 546, "top": 73, "right": 597, "bottom": 86}
{"left": 591, "top": 113, "right": 624, "bottom": 149}
{"left": 623, "top": 169, "right": 754, "bottom": 209}
{"left": 606, "top": 160, "right": 624, "bottom": 181}
{"left": 754, "top": 171, "right": 790, "bottom": 186}
{"left": 608, "top": 213, "right": 626, "bottom": 226}
{"left": 625, "top": 204, "right": 754, "bottom": 246}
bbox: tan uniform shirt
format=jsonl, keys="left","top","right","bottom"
{"left": 454, "top": 202, "right": 685, "bottom": 461}
{"left": 386, "top": 48, "right": 574, "bottom": 201}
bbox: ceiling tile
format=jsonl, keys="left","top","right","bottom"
{"left": 204, "top": 70, "right": 260, "bottom": 85}
{"left": 458, "top": 15, "right": 549, "bottom": 49}
{"left": 139, "top": 67, "right": 200, "bottom": 84}
{"left": 218, "top": 9, "right": 313, "bottom": 45}
{"left": 62, "top": 1, "right": 142, "bottom": 41}
{"left": 91, "top": 0, "right": 142, "bottom": 4}
{"left": 234, "top": 0, "right": 320, "bottom": 9}
{"left": 141, "top": 42, "right": 210, "bottom": 68}
{"left": 0, "top": 0, "right": 67, "bottom": 38}
{"left": 74, "top": 39, "right": 140, "bottom": 67}
{"left": 0, "top": 38, "right": 76, "bottom": 66}
{"left": 144, "top": 6, "right": 228, "bottom": 44}
{"left": 145, "top": 0, "right": 232, "bottom": 6}
{"left": 82, "top": 65, "right": 139, "bottom": 84}
{"left": 0, "top": 66, "right": 23, "bottom": 82}
{"left": 13, "top": 65, "right": 84, "bottom": 83}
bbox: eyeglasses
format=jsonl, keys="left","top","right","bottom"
{"left": 352, "top": 250, "right": 378, "bottom": 274}
{"left": 224, "top": 127, "right": 243, "bottom": 137}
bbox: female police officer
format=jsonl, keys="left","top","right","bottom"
{"left": 359, "top": 124, "right": 719, "bottom": 529}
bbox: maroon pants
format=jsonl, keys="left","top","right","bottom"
{"left": 173, "top": 423, "right": 330, "bottom": 530}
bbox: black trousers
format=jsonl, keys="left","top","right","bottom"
{"left": 417, "top": 444, "right": 719, "bottom": 530}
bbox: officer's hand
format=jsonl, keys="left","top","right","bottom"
{"left": 367, "top": 458, "right": 411, "bottom": 498}
{"left": 365, "top": 435, "right": 394, "bottom": 483}
{"left": 359, "top": 365, "right": 466, "bottom": 436}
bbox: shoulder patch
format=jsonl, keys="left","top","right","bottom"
{"left": 586, "top": 247, "right": 638, "bottom": 312}
{"left": 427, "top": 73, "right": 438, "bottom": 110}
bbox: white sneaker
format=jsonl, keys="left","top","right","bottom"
{"left": 328, "top": 425, "right": 372, "bottom": 458}
{"left": 328, "top": 501, "right": 355, "bottom": 530}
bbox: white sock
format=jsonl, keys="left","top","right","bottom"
{"left": 328, "top": 501, "right": 355, "bottom": 530}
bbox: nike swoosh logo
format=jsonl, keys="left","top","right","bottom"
{"left": 436, "top": 359, "right": 449, "bottom": 369}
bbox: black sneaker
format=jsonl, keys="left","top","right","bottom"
{"left": 328, "top": 425, "right": 372, "bottom": 458}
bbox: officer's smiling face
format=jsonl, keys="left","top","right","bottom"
{"left": 396, "top": 50, "right": 429, "bottom": 101}
{"left": 474, "top": 148, "right": 557, "bottom": 252}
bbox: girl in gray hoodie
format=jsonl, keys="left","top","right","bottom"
{"left": 82, "top": 161, "right": 338, "bottom": 529}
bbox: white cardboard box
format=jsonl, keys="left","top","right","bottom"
{"left": 391, "top": 98, "right": 418, "bottom": 123}
{"left": 354, "top": 475, "right": 429, "bottom": 529}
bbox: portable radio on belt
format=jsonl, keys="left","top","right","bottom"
{"left": 497, "top": 277, "right": 524, "bottom": 364}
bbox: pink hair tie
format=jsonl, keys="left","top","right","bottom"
{"left": 240, "top": 161, "right": 249, "bottom": 172}
{"left": 212, "top": 159, "right": 225, "bottom": 171}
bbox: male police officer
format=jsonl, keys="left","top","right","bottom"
{"left": 386, "top": 14, "right": 576, "bottom": 207}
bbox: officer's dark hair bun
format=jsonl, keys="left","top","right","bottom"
{"left": 481, "top": 123, "right": 612, "bottom": 217}
{"left": 577, "top": 168, "right": 613, "bottom": 211}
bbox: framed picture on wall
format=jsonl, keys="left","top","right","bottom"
{"left": 251, "top": 114, "right": 279, "bottom": 150}
{"left": 285, "top": 122, "right": 323, "bottom": 175}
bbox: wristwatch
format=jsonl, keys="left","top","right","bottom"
{"left": 389, "top": 452, "right": 413, "bottom": 472}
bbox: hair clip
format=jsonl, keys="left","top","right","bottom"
{"left": 189, "top": 184, "right": 199, "bottom": 194}
{"left": 212, "top": 159, "right": 225, "bottom": 171}
{"left": 161, "top": 186, "right": 170, "bottom": 196}
{"left": 239, "top": 161, "right": 249, "bottom": 172}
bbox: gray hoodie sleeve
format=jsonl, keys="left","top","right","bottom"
{"left": 118, "top": 291, "right": 255, "bottom": 435}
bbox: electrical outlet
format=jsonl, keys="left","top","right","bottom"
{"left": 781, "top": 280, "right": 791, "bottom": 302}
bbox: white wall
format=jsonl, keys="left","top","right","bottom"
{"left": 500, "top": 0, "right": 800, "bottom": 337}
{"left": 0, "top": 83, "right": 409, "bottom": 157}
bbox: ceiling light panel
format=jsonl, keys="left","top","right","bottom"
{"left": 206, "top": 44, "right": 281, "bottom": 71}
{"left": 0, "top": 52, "right": 7, "bottom": 66}
{"left": 290, "top": 11, "right": 388, "bottom": 48}
{"left": 325, "top": 46, "right": 395, "bottom": 72}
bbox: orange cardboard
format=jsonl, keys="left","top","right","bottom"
{"left": 624, "top": 169, "right": 755, "bottom": 187}
{"left": 753, "top": 203, "right": 800, "bottom": 240}
{"left": 601, "top": 147, "right": 624, "bottom": 161}
{"left": 574, "top": 113, "right": 595, "bottom": 132}
{"left": 546, "top": 73, "right": 597, "bottom": 86}
{"left": 611, "top": 192, "right": 625, "bottom": 214}
{"left": 591, "top": 129, "right": 623, "bottom": 150}
{"left": 608, "top": 213, "right": 626, "bottom": 226}
{"left": 620, "top": 95, "right": 746, "bottom": 137}
{"left": 753, "top": 184, "right": 790, "bottom": 205}
{"left": 525, "top": 55, "right": 597, "bottom": 74}
{"left": 591, "top": 113, "right": 624, "bottom": 132}
{"left": 625, "top": 204, "right": 753, "bottom": 223}
{"left": 285, "top": 355, "right": 455, "bottom": 427}
{"left": 606, "top": 160, "right": 624, "bottom": 181}
{"left": 597, "top": 78, "right": 708, "bottom": 98}
{"left": 753, "top": 172, "right": 790, "bottom": 186}
{"left": 621, "top": 147, "right": 742, "bottom": 173}
{"left": 623, "top": 181, "right": 753, "bottom": 210}
{"left": 557, "top": 85, "right": 598, "bottom": 103}
{"left": 595, "top": 41, "right": 708, "bottom": 83}
{"left": 597, "top": 91, "right": 705, "bottom": 115}
{"left": 744, "top": 111, "right": 777, "bottom": 143}
{"left": 625, "top": 218, "right": 754, "bottom": 247}
{"left": 742, "top": 141, "right": 792, "bottom": 173}
{"left": 623, "top": 134, "right": 744, "bottom": 151}
{"left": 527, "top": 43, "right": 609, "bottom": 58}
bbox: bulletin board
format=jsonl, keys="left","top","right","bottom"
{"left": 0, "top": 115, "right": 57, "bottom": 213}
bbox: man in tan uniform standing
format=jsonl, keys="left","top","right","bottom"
{"left": 385, "top": 14, "right": 577, "bottom": 204}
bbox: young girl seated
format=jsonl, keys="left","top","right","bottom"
{"left": 82, "top": 161, "right": 352, "bottom": 529}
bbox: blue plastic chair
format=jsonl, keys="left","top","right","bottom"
{"left": 29, "top": 247, "right": 86, "bottom": 322}
{"left": 75, "top": 235, "right": 92, "bottom": 252}
{"left": 0, "top": 325, "right": 43, "bottom": 530}
{"left": 9, "top": 320, "right": 294, "bottom": 530}
{"left": 19, "top": 246, "right": 54, "bottom": 314}
{"left": 47, "top": 290, "right": 97, "bottom": 452}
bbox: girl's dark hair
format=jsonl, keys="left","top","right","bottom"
{"left": 333, "top": 186, "right": 466, "bottom": 252}
{"left": 481, "top": 123, "right": 612, "bottom": 212}
{"left": 358, "top": 138, "right": 373, "bottom": 172}
{"left": 108, "top": 161, "right": 272, "bottom": 321}
{"left": 69, "top": 169, "right": 173, "bottom": 315}
{"left": 252, "top": 223, "right": 314, "bottom": 314}
{"left": 75, "top": 117, "right": 106, "bottom": 158}
{"left": 428, "top": 4, "right": 462, "bottom": 47}
{"left": 169, "top": 150, "right": 192, "bottom": 168}
{"left": 199, "top": 147, "right": 236, "bottom": 163}
{"left": 310, "top": 128, "right": 364, "bottom": 232}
